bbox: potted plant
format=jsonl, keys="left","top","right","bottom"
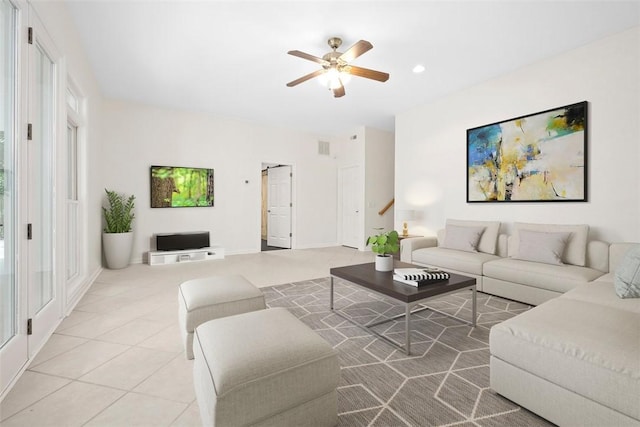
{"left": 102, "top": 189, "right": 135, "bottom": 269}
{"left": 367, "top": 229, "right": 399, "bottom": 272}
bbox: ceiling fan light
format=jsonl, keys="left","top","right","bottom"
{"left": 318, "top": 68, "right": 351, "bottom": 89}
{"left": 339, "top": 71, "right": 351, "bottom": 85}
{"left": 412, "top": 64, "right": 426, "bottom": 74}
{"left": 327, "top": 68, "right": 341, "bottom": 89}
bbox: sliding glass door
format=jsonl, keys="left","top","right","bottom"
{"left": 1, "top": 4, "right": 62, "bottom": 397}
{"left": 27, "top": 10, "right": 60, "bottom": 356}
{"left": 0, "top": 0, "right": 26, "bottom": 396}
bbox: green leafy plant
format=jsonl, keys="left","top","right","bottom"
{"left": 367, "top": 229, "right": 399, "bottom": 256}
{"left": 102, "top": 189, "right": 135, "bottom": 233}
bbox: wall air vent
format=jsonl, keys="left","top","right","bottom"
{"left": 318, "top": 140, "right": 330, "bottom": 156}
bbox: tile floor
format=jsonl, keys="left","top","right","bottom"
{"left": 0, "top": 246, "right": 374, "bottom": 426}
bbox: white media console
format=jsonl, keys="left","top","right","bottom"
{"left": 148, "top": 246, "right": 225, "bottom": 266}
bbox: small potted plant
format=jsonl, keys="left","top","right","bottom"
{"left": 102, "top": 189, "right": 135, "bottom": 269}
{"left": 367, "top": 229, "right": 399, "bottom": 272}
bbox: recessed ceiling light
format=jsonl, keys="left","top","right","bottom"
{"left": 412, "top": 64, "right": 425, "bottom": 74}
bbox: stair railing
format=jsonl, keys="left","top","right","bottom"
{"left": 378, "top": 198, "right": 394, "bottom": 216}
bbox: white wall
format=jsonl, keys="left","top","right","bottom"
{"left": 364, "top": 127, "right": 395, "bottom": 235}
{"left": 396, "top": 27, "right": 640, "bottom": 243}
{"left": 335, "top": 127, "right": 365, "bottom": 249}
{"left": 335, "top": 126, "right": 394, "bottom": 250}
{"left": 100, "top": 100, "right": 340, "bottom": 261}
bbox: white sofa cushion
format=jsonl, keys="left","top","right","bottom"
{"left": 490, "top": 297, "right": 640, "bottom": 420}
{"left": 412, "top": 247, "right": 500, "bottom": 276}
{"left": 483, "top": 258, "right": 603, "bottom": 293}
{"left": 446, "top": 219, "right": 501, "bottom": 255}
{"left": 508, "top": 222, "right": 589, "bottom": 266}
{"left": 594, "top": 272, "right": 615, "bottom": 283}
{"left": 514, "top": 230, "right": 571, "bottom": 265}
{"left": 564, "top": 282, "right": 640, "bottom": 314}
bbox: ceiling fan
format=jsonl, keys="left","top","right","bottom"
{"left": 286, "top": 37, "right": 390, "bottom": 98}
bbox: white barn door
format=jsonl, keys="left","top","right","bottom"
{"left": 267, "top": 166, "right": 292, "bottom": 248}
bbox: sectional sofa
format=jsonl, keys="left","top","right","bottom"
{"left": 400, "top": 221, "right": 640, "bottom": 426}
{"left": 490, "top": 242, "right": 640, "bottom": 426}
{"left": 400, "top": 219, "right": 608, "bottom": 306}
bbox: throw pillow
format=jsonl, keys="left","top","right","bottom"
{"left": 514, "top": 230, "right": 571, "bottom": 265}
{"left": 614, "top": 245, "right": 640, "bottom": 299}
{"left": 509, "top": 223, "right": 588, "bottom": 266}
{"left": 441, "top": 225, "right": 485, "bottom": 253}
{"left": 446, "top": 219, "right": 501, "bottom": 255}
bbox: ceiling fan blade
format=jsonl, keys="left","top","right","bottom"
{"left": 333, "top": 82, "right": 345, "bottom": 98}
{"left": 286, "top": 69, "right": 325, "bottom": 87}
{"left": 346, "top": 65, "right": 390, "bottom": 82}
{"left": 287, "top": 50, "right": 329, "bottom": 66}
{"left": 339, "top": 40, "right": 373, "bottom": 63}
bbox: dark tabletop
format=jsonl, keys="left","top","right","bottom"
{"left": 330, "top": 262, "right": 476, "bottom": 303}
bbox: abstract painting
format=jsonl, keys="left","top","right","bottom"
{"left": 467, "top": 101, "right": 587, "bottom": 202}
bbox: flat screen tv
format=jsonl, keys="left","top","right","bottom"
{"left": 150, "top": 165, "right": 214, "bottom": 208}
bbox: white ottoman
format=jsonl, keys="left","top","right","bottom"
{"left": 178, "top": 275, "right": 265, "bottom": 359}
{"left": 193, "top": 308, "right": 340, "bottom": 427}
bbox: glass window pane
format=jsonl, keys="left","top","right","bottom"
{"left": 67, "top": 123, "right": 77, "bottom": 200}
{"left": 66, "top": 202, "right": 78, "bottom": 280}
{"left": 31, "top": 43, "right": 55, "bottom": 314}
{"left": 66, "top": 122, "right": 78, "bottom": 281}
{"left": 0, "top": 0, "right": 17, "bottom": 348}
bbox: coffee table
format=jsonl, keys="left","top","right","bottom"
{"left": 330, "top": 262, "right": 477, "bottom": 355}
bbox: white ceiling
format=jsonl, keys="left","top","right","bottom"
{"left": 65, "top": 1, "right": 639, "bottom": 137}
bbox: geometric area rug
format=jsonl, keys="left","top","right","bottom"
{"left": 263, "top": 277, "right": 555, "bottom": 427}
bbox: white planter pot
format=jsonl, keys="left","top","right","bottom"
{"left": 103, "top": 232, "right": 134, "bottom": 269}
{"left": 375, "top": 254, "right": 394, "bottom": 272}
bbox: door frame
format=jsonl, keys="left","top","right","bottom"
{"left": 339, "top": 165, "right": 364, "bottom": 250}
{"left": 24, "top": 4, "right": 64, "bottom": 358}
